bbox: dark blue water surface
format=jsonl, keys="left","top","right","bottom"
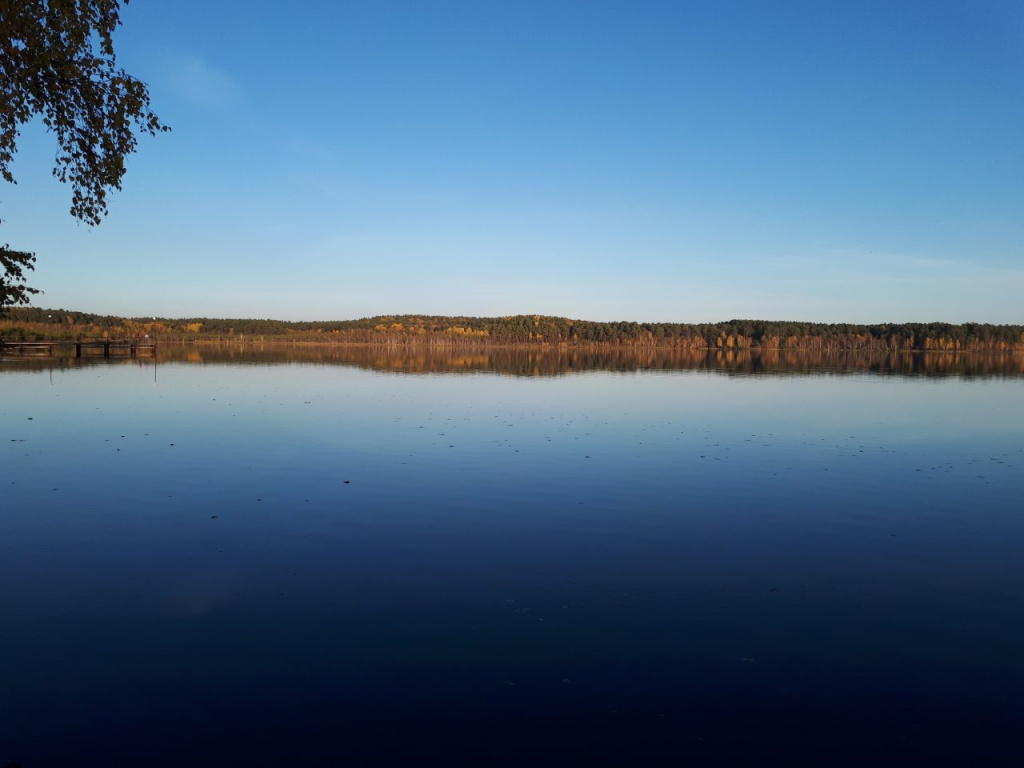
{"left": 2, "top": 349, "right": 1023, "bottom": 762}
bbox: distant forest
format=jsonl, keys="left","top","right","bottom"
{"left": 2, "top": 308, "right": 1023, "bottom": 352}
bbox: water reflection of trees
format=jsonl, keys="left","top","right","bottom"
{"left": 141, "top": 343, "right": 1024, "bottom": 378}
{"left": 6, "top": 343, "right": 1023, "bottom": 378}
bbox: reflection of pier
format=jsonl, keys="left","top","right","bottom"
{"left": 1, "top": 339, "right": 157, "bottom": 358}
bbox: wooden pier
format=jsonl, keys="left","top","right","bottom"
{"left": 1, "top": 339, "right": 157, "bottom": 358}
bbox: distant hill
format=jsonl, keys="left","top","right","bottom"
{"left": 3, "top": 308, "right": 1022, "bottom": 352}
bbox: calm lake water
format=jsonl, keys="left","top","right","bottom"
{"left": 2, "top": 346, "right": 1023, "bottom": 761}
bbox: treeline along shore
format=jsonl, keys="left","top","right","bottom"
{"left": 3, "top": 308, "right": 1023, "bottom": 352}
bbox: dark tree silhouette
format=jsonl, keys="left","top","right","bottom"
{"left": 0, "top": 241, "right": 39, "bottom": 312}
{"left": 0, "top": 0, "right": 168, "bottom": 312}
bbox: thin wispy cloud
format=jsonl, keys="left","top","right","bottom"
{"left": 167, "top": 54, "right": 242, "bottom": 108}
{"left": 282, "top": 137, "right": 341, "bottom": 164}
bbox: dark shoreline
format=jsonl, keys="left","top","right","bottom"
{"left": 4, "top": 308, "right": 1023, "bottom": 353}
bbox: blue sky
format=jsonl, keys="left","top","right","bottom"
{"left": 3, "top": 0, "right": 1022, "bottom": 322}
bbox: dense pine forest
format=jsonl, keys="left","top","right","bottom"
{"left": 2, "top": 308, "right": 1022, "bottom": 352}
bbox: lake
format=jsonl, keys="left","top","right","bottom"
{"left": 2, "top": 345, "right": 1023, "bottom": 761}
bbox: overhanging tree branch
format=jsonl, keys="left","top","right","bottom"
{"left": 0, "top": 242, "right": 40, "bottom": 314}
{"left": 0, "top": 0, "right": 168, "bottom": 311}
